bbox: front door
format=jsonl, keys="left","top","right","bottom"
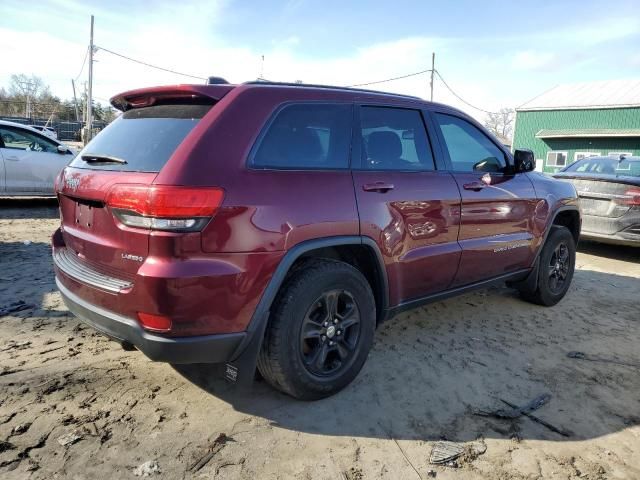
{"left": 352, "top": 105, "right": 462, "bottom": 306}
{"left": 432, "top": 111, "right": 538, "bottom": 287}
{"left": 0, "top": 125, "right": 71, "bottom": 194}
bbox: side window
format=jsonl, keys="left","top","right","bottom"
{"left": 252, "top": 104, "right": 351, "bottom": 169}
{"left": 359, "top": 107, "right": 435, "bottom": 170}
{"left": 434, "top": 113, "right": 506, "bottom": 173}
{"left": 0, "top": 126, "right": 58, "bottom": 153}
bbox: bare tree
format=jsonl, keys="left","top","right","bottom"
{"left": 484, "top": 108, "right": 515, "bottom": 140}
{"left": 4, "top": 74, "right": 59, "bottom": 118}
{"left": 8, "top": 74, "right": 51, "bottom": 100}
{"left": 1, "top": 74, "right": 116, "bottom": 124}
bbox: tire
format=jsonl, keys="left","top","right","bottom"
{"left": 519, "top": 226, "right": 576, "bottom": 306}
{"left": 257, "top": 259, "right": 376, "bottom": 400}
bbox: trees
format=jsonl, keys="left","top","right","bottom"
{"left": 484, "top": 108, "right": 515, "bottom": 141}
{"left": 0, "top": 74, "right": 116, "bottom": 123}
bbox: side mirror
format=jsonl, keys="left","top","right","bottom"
{"left": 57, "top": 145, "right": 69, "bottom": 154}
{"left": 513, "top": 149, "right": 535, "bottom": 173}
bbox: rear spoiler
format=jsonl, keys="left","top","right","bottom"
{"left": 110, "top": 84, "right": 235, "bottom": 111}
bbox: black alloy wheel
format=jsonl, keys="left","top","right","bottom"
{"left": 300, "top": 290, "right": 361, "bottom": 377}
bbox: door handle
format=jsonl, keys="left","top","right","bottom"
{"left": 4, "top": 156, "right": 20, "bottom": 161}
{"left": 362, "top": 182, "right": 394, "bottom": 193}
{"left": 463, "top": 182, "right": 485, "bottom": 191}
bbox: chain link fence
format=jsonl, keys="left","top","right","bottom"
{"left": 0, "top": 100, "right": 110, "bottom": 141}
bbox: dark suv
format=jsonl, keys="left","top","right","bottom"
{"left": 52, "top": 82, "right": 580, "bottom": 399}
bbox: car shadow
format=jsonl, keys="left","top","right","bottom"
{"left": 578, "top": 240, "right": 639, "bottom": 262}
{"left": 0, "top": 197, "right": 59, "bottom": 220}
{"left": 2, "top": 199, "right": 638, "bottom": 444}
{"left": 174, "top": 267, "right": 640, "bottom": 443}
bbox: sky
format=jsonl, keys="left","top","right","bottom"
{"left": 1, "top": 0, "right": 640, "bottom": 122}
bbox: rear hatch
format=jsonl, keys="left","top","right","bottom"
{"left": 560, "top": 176, "right": 637, "bottom": 218}
{"left": 554, "top": 168, "right": 640, "bottom": 235}
{"left": 56, "top": 96, "right": 219, "bottom": 279}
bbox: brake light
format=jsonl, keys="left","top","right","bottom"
{"left": 137, "top": 312, "right": 172, "bottom": 332}
{"left": 106, "top": 184, "right": 224, "bottom": 231}
{"left": 621, "top": 188, "right": 640, "bottom": 206}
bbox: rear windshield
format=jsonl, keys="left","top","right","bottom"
{"left": 70, "top": 103, "right": 212, "bottom": 172}
{"left": 564, "top": 157, "right": 640, "bottom": 177}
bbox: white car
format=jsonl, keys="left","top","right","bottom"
{"left": 0, "top": 120, "right": 77, "bottom": 196}
{"left": 28, "top": 125, "right": 58, "bottom": 140}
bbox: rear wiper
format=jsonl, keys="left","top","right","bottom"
{"left": 81, "top": 153, "right": 127, "bottom": 164}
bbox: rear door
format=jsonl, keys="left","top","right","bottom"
{"left": 431, "top": 111, "right": 538, "bottom": 286}
{"left": 57, "top": 101, "right": 214, "bottom": 276}
{"left": 352, "top": 105, "right": 462, "bottom": 306}
{"left": 0, "top": 125, "right": 71, "bottom": 194}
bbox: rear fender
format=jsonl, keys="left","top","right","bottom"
{"left": 224, "top": 235, "right": 388, "bottom": 386}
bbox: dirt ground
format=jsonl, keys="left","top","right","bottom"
{"left": 1, "top": 198, "right": 639, "bottom": 480}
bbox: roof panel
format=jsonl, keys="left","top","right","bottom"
{"left": 518, "top": 79, "right": 640, "bottom": 111}
{"left": 535, "top": 128, "right": 640, "bottom": 138}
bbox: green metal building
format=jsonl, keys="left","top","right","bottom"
{"left": 513, "top": 79, "right": 640, "bottom": 173}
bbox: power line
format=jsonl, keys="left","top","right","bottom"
{"left": 74, "top": 46, "right": 89, "bottom": 82}
{"left": 344, "top": 66, "right": 500, "bottom": 115}
{"left": 88, "top": 45, "right": 499, "bottom": 114}
{"left": 346, "top": 68, "right": 432, "bottom": 88}
{"left": 96, "top": 46, "right": 207, "bottom": 81}
{"left": 434, "top": 70, "right": 499, "bottom": 115}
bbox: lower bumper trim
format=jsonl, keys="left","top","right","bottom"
{"left": 581, "top": 231, "right": 640, "bottom": 247}
{"left": 56, "top": 277, "right": 246, "bottom": 364}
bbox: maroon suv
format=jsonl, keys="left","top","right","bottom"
{"left": 52, "top": 82, "right": 580, "bottom": 399}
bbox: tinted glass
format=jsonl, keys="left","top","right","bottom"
{"left": 360, "top": 107, "right": 434, "bottom": 170}
{"left": 435, "top": 113, "right": 506, "bottom": 172}
{"left": 252, "top": 104, "right": 351, "bottom": 169}
{"left": 0, "top": 126, "right": 58, "bottom": 152}
{"left": 565, "top": 157, "right": 640, "bottom": 177}
{"left": 70, "top": 103, "right": 212, "bottom": 172}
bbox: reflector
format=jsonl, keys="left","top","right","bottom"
{"left": 137, "top": 312, "right": 172, "bottom": 332}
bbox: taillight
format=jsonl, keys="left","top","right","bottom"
{"left": 106, "top": 184, "right": 224, "bottom": 232}
{"left": 621, "top": 188, "right": 640, "bottom": 206}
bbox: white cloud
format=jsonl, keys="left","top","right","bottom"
{"left": 0, "top": 0, "right": 570, "bottom": 123}
{"left": 511, "top": 50, "right": 558, "bottom": 71}
{"left": 565, "top": 17, "right": 640, "bottom": 46}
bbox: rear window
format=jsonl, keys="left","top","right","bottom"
{"left": 565, "top": 157, "right": 640, "bottom": 177}
{"left": 70, "top": 103, "right": 212, "bottom": 172}
{"left": 251, "top": 103, "right": 352, "bottom": 169}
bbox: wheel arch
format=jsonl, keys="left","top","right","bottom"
{"left": 253, "top": 236, "right": 389, "bottom": 331}
{"left": 226, "top": 236, "right": 389, "bottom": 383}
{"left": 551, "top": 208, "right": 581, "bottom": 245}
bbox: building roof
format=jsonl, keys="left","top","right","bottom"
{"left": 518, "top": 79, "right": 640, "bottom": 111}
{"left": 535, "top": 128, "right": 640, "bottom": 139}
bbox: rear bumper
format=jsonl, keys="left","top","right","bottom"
{"left": 581, "top": 212, "right": 640, "bottom": 247}
{"left": 580, "top": 230, "right": 640, "bottom": 247}
{"left": 57, "top": 278, "right": 246, "bottom": 364}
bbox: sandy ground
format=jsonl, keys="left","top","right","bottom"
{"left": 1, "top": 198, "right": 639, "bottom": 480}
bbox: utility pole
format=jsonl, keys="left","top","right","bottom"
{"left": 430, "top": 52, "right": 435, "bottom": 102}
{"left": 86, "top": 14, "right": 95, "bottom": 143}
{"left": 18, "top": 80, "right": 36, "bottom": 119}
{"left": 84, "top": 81, "right": 88, "bottom": 122}
{"left": 71, "top": 79, "right": 80, "bottom": 121}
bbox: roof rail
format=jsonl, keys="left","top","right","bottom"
{"left": 242, "top": 80, "right": 422, "bottom": 100}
